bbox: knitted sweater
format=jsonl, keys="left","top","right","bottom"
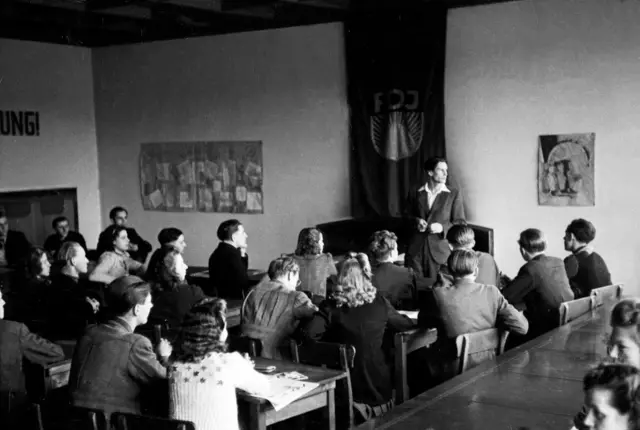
{"left": 169, "top": 352, "right": 269, "bottom": 430}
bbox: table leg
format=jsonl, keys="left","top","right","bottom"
{"left": 248, "top": 404, "right": 267, "bottom": 430}
{"left": 324, "top": 388, "right": 336, "bottom": 430}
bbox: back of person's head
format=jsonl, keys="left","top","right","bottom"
{"left": 566, "top": 218, "right": 596, "bottom": 245}
{"left": 518, "top": 228, "right": 547, "bottom": 254}
{"left": 157, "top": 227, "right": 183, "bottom": 246}
{"left": 106, "top": 276, "right": 151, "bottom": 317}
{"left": 268, "top": 256, "right": 299, "bottom": 280}
{"left": 294, "top": 227, "right": 323, "bottom": 256}
{"left": 583, "top": 363, "right": 640, "bottom": 429}
{"left": 154, "top": 248, "right": 185, "bottom": 293}
{"left": 216, "top": 219, "right": 242, "bottom": 241}
{"left": 368, "top": 230, "right": 398, "bottom": 263}
{"left": 172, "top": 297, "right": 228, "bottom": 363}
{"left": 447, "top": 249, "right": 479, "bottom": 279}
{"left": 446, "top": 224, "right": 475, "bottom": 249}
{"left": 335, "top": 252, "right": 375, "bottom": 308}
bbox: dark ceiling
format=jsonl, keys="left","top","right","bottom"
{"left": 0, "top": 0, "right": 518, "bottom": 47}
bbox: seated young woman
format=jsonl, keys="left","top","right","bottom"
{"left": 48, "top": 242, "right": 102, "bottom": 338}
{"left": 4, "top": 247, "right": 51, "bottom": 322}
{"left": 145, "top": 227, "right": 186, "bottom": 282}
{"left": 241, "top": 256, "right": 317, "bottom": 359}
{"left": 302, "top": 253, "right": 415, "bottom": 424}
{"left": 579, "top": 363, "right": 640, "bottom": 430}
{"left": 141, "top": 247, "right": 204, "bottom": 336}
{"left": 169, "top": 297, "right": 270, "bottom": 430}
{"left": 0, "top": 289, "right": 66, "bottom": 428}
{"left": 291, "top": 227, "right": 337, "bottom": 305}
{"left": 89, "top": 225, "right": 146, "bottom": 285}
{"left": 573, "top": 298, "right": 640, "bottom": 429}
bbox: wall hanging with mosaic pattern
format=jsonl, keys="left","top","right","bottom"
{"left": 139, "top": 141, "right": 263, "bottom": 214}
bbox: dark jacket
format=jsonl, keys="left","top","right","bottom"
{"left": 502, "top": 254, "right": 574, "bottom": 336}
{"left": 207, "top": 242, "right": 248, "bottom": 299}
{"left": 564, "top": 247, "right": 611, "bottom": 298}
{"left": 69, "top": 318, "right": 167, "bottom": 416}
{"left": 304, "top": 294, "right": 414, "bottom": 406}
{"left": 97, "top": 227, "right": 151, "bottom": 263}
{"left": 0, "top": 319, "right": 65, "bottom": 421}
{"left": 2, "top": 230, "right": 31, "bottom": 268}
{"left": 371, "top": 262, "right": 416, "bottom": 309}
{"left": 404, "top": 186, "right": 466, "bottom": 278}
{"left": 44, "top": 231, "right": 87, "bottom": 259}
{"left": 48, "top": 273, "right": 102, "bottom": 338}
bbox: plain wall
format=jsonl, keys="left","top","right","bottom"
{"left": 0, "top": 39, "right": 101, "bottom": 246}
{"left": 446, "top": 0, "right": 640, "bottom": 294}
{"left": 92, "top": 23, "right": 350, "bottom": 270}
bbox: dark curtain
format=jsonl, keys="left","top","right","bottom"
{"left": 347, "top": 4, "right": 448, "bottom": 217}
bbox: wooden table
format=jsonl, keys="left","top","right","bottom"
{"left": 377, "top": 305, "right": 611, "bottom": 430}
{"left": 238, "top": 357, "right": 347, "bottom": 430}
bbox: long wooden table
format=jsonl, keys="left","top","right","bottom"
{"left": 238, "top": 357, "right": 347, "bottom": 430}
{"left": 377, "top": 303, "right": 612, "bottom": 430}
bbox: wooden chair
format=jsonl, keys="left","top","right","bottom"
{"left": 454, "top": 328, "right": 509, "bottom": 375}
{"left": 591, "top": 284, "right": 624, "bottom": 307}
{"left": 559, "top": 295, "right": 595, "bottom": 326}
{"left": 290, "top": 339, "right": 356, "bottom": 429}
{"left": 228, "top": 334, "right": 263, "bottom": 357}
{"left": 393, "top": 328, "right": 437, "bottom": 405}
{"left": 111, "top": 412, "right": 195, "bottom": 430}
{"left": 67, "top": 406, "right": 109, "bottom": 430}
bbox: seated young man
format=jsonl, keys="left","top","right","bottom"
{"left": 207, "top": 219, "right": 249, "bottom": 299}
{"left": 43, "top": 216, "right": 87, "bottom": 260}
{"left": 415, "top": 249, "right": 527, "bottom": 388}
{"left": 68, "top": 275, "right": 171, "bottom": 417}
{"left": 501, "top": 228, "right": 574, "bottom": 340}
{"left": 0, "top": 290, "right": 65, "bottom": 428}
{"left": 563, "top": 218, "right": 612, "bottom": 298}
{"left": 368, "top": 230, "right": 417, "bottom": 309}
{"left": 440, "top": 224, "right": 502, "bottom": 287}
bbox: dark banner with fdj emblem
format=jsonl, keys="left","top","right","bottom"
{"left": 346, "top": 5, "right": 447, "bottom": 217}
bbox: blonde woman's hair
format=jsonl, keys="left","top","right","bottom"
{"left": 334, "top": 252, "right": 376, "bottom": 308}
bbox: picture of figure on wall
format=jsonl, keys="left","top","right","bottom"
{"left": 538, "top": 133, "right": 595, "bottom": 206}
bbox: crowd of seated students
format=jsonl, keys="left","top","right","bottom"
{"left": 0, "top": 195, "right": 621, "bottom": 429}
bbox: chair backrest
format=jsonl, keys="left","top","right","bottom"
{"left": 591, "top": 284, "right": 624, "bottom": 307}
{"left": 290, "top": 340, "right": 355, "bottom": 429}
{"left": 559, "top": 295, "right": 595, "bottom": 325}
{"left": 393, "top": 328, "right": 438, "bottom": 405}
{"left": 455, "top": 328, "right": 509, "bottom": 375}
{"left": 111, "top": 412, "right": 195, "bottom": 430}
{"left": 228, "top": 334, "right": 263, "bottom": 357}
{"left": 67, "top": 406, "right": 109, "bottom": 430}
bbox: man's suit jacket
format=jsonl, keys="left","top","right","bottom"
{"left": 404, "top": 186, "right": 466, "bottom": 272}
{"left": 564, "top": 247, "right": 612, "bottom": 299}
{"left": 3, "top": 230, "right": 31, "bottom": 268}
{"left": 0, "top": 320, "right": 65, "bottom": 417}
{"left": 207, "top": 242, "right": 249, "bottom": 299}
{"left": 502, "top": 254, "right": 574, "bottom": 336}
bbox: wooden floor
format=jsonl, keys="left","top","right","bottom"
{"left": 377, "top": 303, "right": 612, "bottom": 430}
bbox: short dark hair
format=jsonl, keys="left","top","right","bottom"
{"left": 518, "top": 228, "right": 546, "bottom": 254}
{"left": 295, "top": 228, "right": 323, "bottom": 256}
{"left": 106, "top": 276, "right": 151, "bottom": 316}
{"left": 368, "top": 230, "right": 398, "bottom": 263}
{"left": 610, "top": 299, "right": 640, "bottom": 338}
{"left": 423, "top": 156, "right": 447, "bottom": 173}
{"left": 109, "top": 206, "right": 127, "bottom": 220}
{"left": 217, "top": 219, "right": 242, "bottom": 241}
{"left": 52, "top": 216, "right": 68, "bottom": 229}
{"left": 583, "top": 363, "right": 640, "bottom": 421}
{"left": 157, "top": 227, "right": 183, "bottom": 245}
{"left": 447, "top": 249, "right": 478, "bottom": 278}
{"left": 268, "top": 256, "right": 299, "bottom": 280}
{"left": 566, "top": 219, "right": 596, "bottom": 244}
{"left": 446, "top": 224, "right": 475, "bottom": 248}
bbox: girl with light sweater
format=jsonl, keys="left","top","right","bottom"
{"left": 169, "top": 298, "right": 270, "bottom": 430}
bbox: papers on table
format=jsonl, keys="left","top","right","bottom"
{"left": 398, "top": 310, "right": 419, "bottom": 322}
{"left": 243, "top": 373, "right": 319, "bottom": 411}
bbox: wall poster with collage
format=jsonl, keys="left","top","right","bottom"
{"left": 140, "top": 141, "right": 263, "bottom": 214}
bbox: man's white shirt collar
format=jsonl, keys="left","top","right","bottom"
{"left": 418, "top": 184, "right": 450, "bottom": 194}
